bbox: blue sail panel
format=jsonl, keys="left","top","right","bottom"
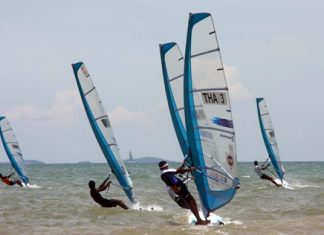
{"left": 72, "top": 62, "right": 135, "bottom": 203}
{"left": 256, "top": 98, "right": 285, "bottom": 181}
{"left": 0, "top": 116, "right": 29, "bottom": 185}
{"left": 159, "top": 43, "right": 189, "bottom": 158}
{"left": 184, "top": 13, "right": 239, "bottom": 214}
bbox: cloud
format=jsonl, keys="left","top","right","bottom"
{"left": 224, "top": 64, "right": 253, "bottom": 102}
{"left": 109, "top": 102, "right": 167, "bottom": 127}
{"left": 5, "top": 90, "right": 81, "bottom": 126}
{"left": 191, "top": 57, "right": 252, "bottom": 102}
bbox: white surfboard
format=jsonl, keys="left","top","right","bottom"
{"left": 188, "top": 211, "right": 224, "bottom": 225}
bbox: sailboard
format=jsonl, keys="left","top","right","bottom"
{"left": 183, "top": 12, "right": 240, "bottom": 217}
{"left": 72, "top": 62, "right": 135, "bottom": 203}
{"left": 0, "top": 116, "right": 29, "bottom": 185}
{"left": 256, "top": 97, "right": 285, "bottom": 181}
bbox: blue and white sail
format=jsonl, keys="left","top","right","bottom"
{"left": 72, "top": 62, "right": 135, "bottom": 203}
{"left": 0, "top": 117, "right": 29, "bottom": 185}
{"left": 184, "top": 13, "right": 240, "bottom": 215}
{"left": 256, "top": 98, "right": 285, "bottom": 181}
{"left": 159, "top": 43, "right": 188, "bottom": 157}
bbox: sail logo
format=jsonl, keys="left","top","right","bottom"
{"left": 200, "top": 130, "right": 213, "bottom": 140}
{"left": 201, "top": 92, "right": 227, "bottom": 105}
{"left": 212, "top": 117, "right": 233, "bottom": 128}
{"left": 81, "top": 66, "right": 90, "bottom": 77}
{"left": 12, "top": 144, "right": 19, "bottom": 149}
{"left": 227, "top": 155, "right": 234, "bottom": 167}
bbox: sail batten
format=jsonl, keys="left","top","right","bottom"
{"left": 169, "top": 74, "right": 184, "bottom": 82}
{"left": 0, "top": 117, "right": 29, "bottom": 185}
{"left": 72, "top": 62, "right": 135, "bottom": 203}
{"left": 191, "top": 48, "right": 220, "bottom": 58}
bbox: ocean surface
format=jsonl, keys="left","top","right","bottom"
{"left": 0, "top": 162, "right": 323, "bottom": 235}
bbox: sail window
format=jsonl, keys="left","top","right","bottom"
{"left": 101, "top": 118, "right": 111, "bottom": 128}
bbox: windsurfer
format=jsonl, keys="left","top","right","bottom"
{"left": 254, "top": 161, "right": 281, "bottom": 186}
{"left": 0, "top": 172, "right": 23, "bottom": 187}
{"left": 159, "top": 160, "right": 210, "bottom": 225}
{"left": 89, "top": 178, "right": 129, "bottom": 209}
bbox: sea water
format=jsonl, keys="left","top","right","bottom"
{"left": 0, "top": 162, "right": 323, "bottom": 235}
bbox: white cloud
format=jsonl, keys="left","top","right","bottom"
{"left": 109, "top": 102, "right": 167, "bottom": 127}
{"left": 224, "top": 64, "right": 253, "bottom": 101}
{"left": 5, "top": 90, "right": 81, "bottom": 126}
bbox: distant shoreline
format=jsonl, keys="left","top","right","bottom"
{"left": 1, "top": 159, "right": 323, "bottom": 165}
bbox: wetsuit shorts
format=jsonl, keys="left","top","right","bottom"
{"left": 177, "top": 183, "right": 192, "bottom": 199}
{"left": 100, "top": 199, "right": 120, "bottom": 208}
{"left": 1, "top": 178, "right": 14, "bottom": 185}
{"left": 260, "top": 174, "right": 272, "bottom": 180}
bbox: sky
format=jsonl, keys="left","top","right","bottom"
{"left": 0, "top": 1, "right": 323, "bottom": 163}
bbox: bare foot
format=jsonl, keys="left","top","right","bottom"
{"left": 195, "top": 220, "right": 210, "bottom": 225}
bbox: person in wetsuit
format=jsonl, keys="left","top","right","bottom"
{"left": 0, "top": 172, "right": 23, "bottom": 187}
{"left": 159, "top": 160, "right": 209, "bottom": 225}
{"left": 88, "top": 178, "right": 128, "bottom": 209}
{"left": 254, "top": 161, "right": 281, "bottom": 186}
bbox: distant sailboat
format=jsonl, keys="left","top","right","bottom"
{"left": 0, "top": 116, "right": 29, "bottom": 186}
{"left": 256, "top": 98, "right": 285, "bottom": 182}
{"left": 72, "top": 62, "right": 135, "bottom": 203}
{"left": 128, "top": 151, "right": 134, "bottom": 163}
{"left": 159, "top": 13, "right": 240, "bottom": 219}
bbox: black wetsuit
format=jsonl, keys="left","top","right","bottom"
{"left": 90, "top": 188, "right": 119, "bottom": 207}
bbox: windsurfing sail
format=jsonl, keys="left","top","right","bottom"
{"left": 184, "top": 12, "right": 239, "bottom": 215}
{"left": 159, "top": 42, "right": 188, "bottom": 157}
{"left": 72, "top": 62, "right": 135, "bottom": 203}
{"left": 0, "top": 117, "right": 29, "bottom": 185}
{"left": 256, "top": 97, "right": 285, "bottom": 181}
{"left": 129, "top": 151, "right": 134, "bottom": 162}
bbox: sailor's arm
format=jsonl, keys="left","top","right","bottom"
{"left": 176, "top": 166, "right": 196, "bottom": 174}
{"left": 97, "top": 180, "right": 111, "bottom": 192}
{"left": 5, "top": 173, "right": 15, "bottom": 178}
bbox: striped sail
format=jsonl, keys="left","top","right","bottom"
{"left": 184, "top": 13, "right": 239, "bottom": 214}
{"left": 159, "top": 43, "right": 188, "bottom": 157}
{"left": 0, "top": 117, "right": 29, "bottom": 185}
{"left": 256, "top": 98, "right": 285, "bottom": 181}
{"left": 72, "top": 62, "right": 135, "bottom": 203}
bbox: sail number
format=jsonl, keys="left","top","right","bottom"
{"left": 201, "top": 92, "right": 227, "bottom": 105}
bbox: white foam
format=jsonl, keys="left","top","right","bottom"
{"left": 188, "top": 211, "right": 223, "bottom": 225}
{"left": 25, "top": 183, "right": 42, "bottom": 189}
{"left": 222, "top": 217, "right": 243, "bottom": 225}
{"left": 132, "top": 202, "right": 163, "bottom": 212}
{"left": 241, "top": 175, "right": 250, "bottom": 178}
{"left": 285, "top": 182, "right": 320, "bottom": 189}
